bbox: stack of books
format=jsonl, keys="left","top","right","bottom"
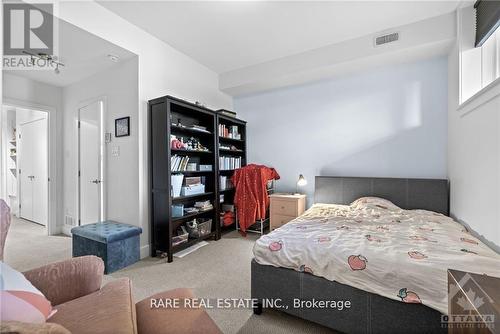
{"left": 180, "top": 176, "right": 205, "bottom": 196}
{"left": 194, "top": 200, "right": 213, "bottom": 211}
{"left": 219, "top": 124, "right": 241, "bottom": 139}
{"left": 219, "top": 156, "right": 242, "bottom": 170}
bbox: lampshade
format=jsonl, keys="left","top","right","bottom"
{"left": 297, "top": 174, "right": 307, "bottom": 187}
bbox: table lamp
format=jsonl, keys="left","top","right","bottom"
{"left": 295, "top": 174, "right": 307, "bottom": 194}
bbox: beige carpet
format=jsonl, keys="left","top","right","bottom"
{"left": 4, "top": 216, "right": 335, "bottom": 334}
{"left": 4, "top": 216, "right": 72, "bottom": 271}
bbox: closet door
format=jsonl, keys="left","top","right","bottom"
{"left": 31, "top": 118, "right": 48, "bottom": 226}
{"left": 19, "top": 121, "right": 35, "bottom": 222}
{"left": 79, "top": 101, "right": 103, "bottom": 225}
{"left": 19, "top": 118, "right": 48, "bottom": 226}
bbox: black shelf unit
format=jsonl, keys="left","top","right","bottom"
{"left": 149, "top": 95, "right": 246, "bottom": 262}
{"left": 216, "top": 114, "right": 247, "bottom": 234}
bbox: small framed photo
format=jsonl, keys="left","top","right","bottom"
{"left": 115, "top": 117, "right": 130, "bottom": 137}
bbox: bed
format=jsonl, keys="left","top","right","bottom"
{"left": 251, "top": 176, "right": 500, "bottom": 334}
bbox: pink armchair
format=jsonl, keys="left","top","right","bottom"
{"left": 0, "top": 199, "right": 11, "bottom": 261}
{"left": 4, "top": 256, "right": 221, "bottom": 334}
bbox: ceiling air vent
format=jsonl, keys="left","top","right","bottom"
{"left": 374, "top": 32, "right": 399, "bottom": 46}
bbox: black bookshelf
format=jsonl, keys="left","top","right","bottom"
{"left": 216, "top": 114, "right": 247, "bottom": 234}
{"left": 148, "top": 95, "right": 246, "bottom": 262}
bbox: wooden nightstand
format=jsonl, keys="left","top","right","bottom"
{"left": 269, "top": 193, "right": 306, "bottom": 231}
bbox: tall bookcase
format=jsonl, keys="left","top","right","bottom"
{"left": 216, "top": 114, "right": 247, "bottom": 234}
{"left": 148, "top": 95, "right": 246, "bottom": 262}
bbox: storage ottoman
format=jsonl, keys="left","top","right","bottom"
{"left": 71, "top": 221, "right": 142, "bottom": 274}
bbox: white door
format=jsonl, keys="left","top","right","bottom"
{"left": 19, "top": 118, "right": 48, "bottom": 225}
{"left": 79, "top": 100, "right": 104, "bottom": 225}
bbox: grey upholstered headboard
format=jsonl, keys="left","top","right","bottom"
{"left": 314, "top": 176, "right": 450, "bottom": 216}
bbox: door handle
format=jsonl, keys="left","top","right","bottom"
{"left": 91, "top": 179, "right": 102, "bottom": 184}
{"left": 28, "top": 175, "right": 35, "bottom": 180}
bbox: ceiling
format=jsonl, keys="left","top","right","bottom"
{"left": 98, "top": 1, "right": 460, "bottom": 74}
{"left": 4, "top": 18, "right": 136, "bottom": 87}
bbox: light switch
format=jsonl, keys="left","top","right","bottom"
{"left": 111, "top": 146, "right": 120, "bottom": 157}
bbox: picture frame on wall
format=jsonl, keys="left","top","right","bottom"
{"left": 115, "top": 117, "right": 130, "bottom": 137}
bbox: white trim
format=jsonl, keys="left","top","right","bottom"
{"left": 2, "top": 98, "right": 59, "bottom": 235}
{"left": 458, "top": 7, "right": 464, "bottom": 104}
{"left": 63, "top": 224, "right": 72, "bottom": 236}
{"left": 458, "top": 76, "right": 500, "bottom": 116}
{"left": 140, "top": 244, "right": 150, "bottom": 259}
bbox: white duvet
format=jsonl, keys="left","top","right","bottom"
{"left": 253, "top": 198, "right": 500, "bottom": 314}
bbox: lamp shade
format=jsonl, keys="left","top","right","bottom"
{"left": 297, "top": 174, "right": 307, "bottom": 187}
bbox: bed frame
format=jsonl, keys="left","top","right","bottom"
{"left": 251, "top": 176, "right": 450, "bottom": 334}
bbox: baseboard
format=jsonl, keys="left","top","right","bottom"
{"left": 62, "top": 225, "right": 72, "bottom": 236}
{"left": 140, "top": 244, "right": 150, "bottom": 259}
{"left": 49, "top": 225, "right": 63, "bottom": 236}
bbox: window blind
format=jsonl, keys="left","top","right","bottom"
{"left": 475, "top": 0, "right": 500, "bottom": 47}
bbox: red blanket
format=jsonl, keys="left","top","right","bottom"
{"left": 231, "top": 164, "right": 280, "bottom": 234}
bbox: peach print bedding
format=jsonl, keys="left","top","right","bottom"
{"left": 253, "top": 200, "right": 500, "bottom": 314}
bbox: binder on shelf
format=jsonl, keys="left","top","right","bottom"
{"left": 171, "top": 174, "right": 184, "bottom": 197}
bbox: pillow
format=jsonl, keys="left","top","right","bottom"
{"left": 350, "top": 197, "right": 399, "bottom": 210}
{"left": 0, "top": 261, "right": 54, "bottom": 323}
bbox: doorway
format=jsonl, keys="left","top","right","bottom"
{"left": 78, "top": 99, "right": 106, "bottom": 225}
{"left": 19, "top": 117, "right": 48, "bottom": 225}
{"left": 1, "top": 105, "right": 49, "bottom": 228}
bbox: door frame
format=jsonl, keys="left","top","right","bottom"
{"left": 76, "top": 96, "right": 107, "bottom": 227}
{"left": 3, "top": 98, "right": 56, "bottom": 236}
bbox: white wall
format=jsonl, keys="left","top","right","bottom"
{"left": 16, "top": 108, "right": 48, "bottom": 125}
{"left": 448, "top": 11, "right": 500, "bottom": 249}
{"left": 235, "top": 57, "right": 448, "bottom": 206}
{"left": 2, "top": 74, "right": 64, "bottom": 111}
{"left": 62, "top": 57, "right": 139, "bottom": 236}
{"left": 221, "top": 12, "right": 455, "bottom": 96}
{"left": 2, "top": 74, "right": 63, "bottom": 233}
{"left": 57, "top": 2, "right": 232, "bottom": 256}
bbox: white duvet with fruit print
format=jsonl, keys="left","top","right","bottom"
{"left": 253, "top": 201, "right": 500, "bottom": 314}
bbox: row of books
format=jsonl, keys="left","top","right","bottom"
{"left": 219, "top": 124, "right": 241, "bottom": 140}
{"left": 219, "top": 156, "right": 242, "bottom": 171}
{"left": 219, "top": 175, "right": 234, "bottom": 190}
{"left": 171, "top": 155, "right": 190, "bottom": 171}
